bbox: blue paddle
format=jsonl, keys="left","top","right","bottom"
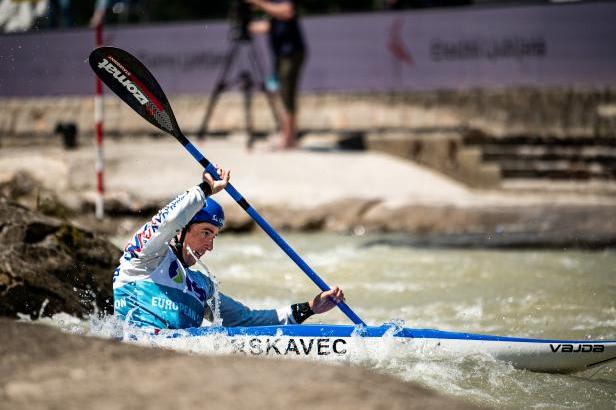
{"left": 89, "top": 46, "right": 366, "bottom": 326}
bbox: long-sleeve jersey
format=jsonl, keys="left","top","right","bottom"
{"left": 113, "top": 185, "right": 296, "bottom": 329}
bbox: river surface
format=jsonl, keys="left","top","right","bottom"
{"left": 49, "top": 233, "right": 616, "bottom": 409}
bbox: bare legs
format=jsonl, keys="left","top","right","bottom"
{"left": 280, "top": 111, "right": 297, "bottom": 149}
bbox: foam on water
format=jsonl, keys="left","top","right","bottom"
{"left": 25, "top": 309, "right": 616, "bottom": 410}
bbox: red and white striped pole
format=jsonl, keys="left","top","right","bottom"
{"left": 94, "top": 22, "right": 105, "bottom": 219}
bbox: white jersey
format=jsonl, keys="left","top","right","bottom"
{"left": 113, "top": 185, "right": 296, "bottom": 329}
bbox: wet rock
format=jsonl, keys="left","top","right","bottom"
{"left": 0, "top": 319, "right": 479, "bottom": 410}
{"left": 0, "top": 198, "right": 120, "bottom": 319}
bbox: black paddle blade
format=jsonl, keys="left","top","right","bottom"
{"left": 89, "top": 47, "right": 180, "bottom": 136}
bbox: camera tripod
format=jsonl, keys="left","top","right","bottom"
{"left": 196, "top": 28, "right": 281, "bottom": 149}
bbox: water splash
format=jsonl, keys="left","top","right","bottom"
{"left": 187, "top": 245, "right": 222, "bottom": 326}
{"left": 22, "top": 233, "right": 616, "bottom": 409}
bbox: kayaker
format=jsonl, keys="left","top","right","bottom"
{"left": 113, "top": 166, "right": 345, "bottom": 329}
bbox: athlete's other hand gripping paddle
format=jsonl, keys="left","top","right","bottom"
{"left": 88, "top": 47, "right": 365, "bottom": 326}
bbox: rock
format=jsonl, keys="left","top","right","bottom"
{"left": 221, "top": 204, "right": 254, "bottom": 233}
{"left": 188, "top": 198, "right": 616, "bottom": 249}
{"left": 361, "top": 203, "right": 616, "bottom": 248}
{"left": 361, "top": 204, "right": 468, "bottom": 234}
{"left": 0, "top": 170, "right": 74, "bottom": 218}
{"left": 0, "top": 170, "right": 39, "bottom": 199}
{"left": 0, "top": 198, "right": 120, "bottom": 319}
{"left": 79, "top": 190, "right": 161, "bottom": 216}
{"left": 312, "top": 198, "right": 380, "bottom": 233}
{"left": 263, "top": 206, "right": 327, "bottom": 231}
{"left": 0, "top": 319, "right": 479, "bottom": 410}
{"left": 255, "top": 199, "right": 379, "bottom": 233}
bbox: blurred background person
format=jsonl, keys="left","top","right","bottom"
{"left": 247, "top": 0, "right": 306, "bottom": 150}
{"left": 0, "top": 0, "right": 47, "bottom": 32}
{"left": 90, "top": 0, "right": 143, "bottom": 27}
{"left": 47, "top": 0, "right": 72, "bottom": 28}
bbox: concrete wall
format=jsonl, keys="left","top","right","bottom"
{"left": 2, "top": 87, "right": 615, "bottom": 140}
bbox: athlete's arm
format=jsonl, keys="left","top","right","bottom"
{"left": 217, "top": 287, "right": 345, "bottom": 327}
{"left": 218, "top": 293, "right": 295, "bottom": 327}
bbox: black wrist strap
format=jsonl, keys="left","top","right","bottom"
{"left": 291, "top": 302, "right": 314, "bottom": 324}
{"left": 198, "top": 181, "right": 212, "bottom": 197}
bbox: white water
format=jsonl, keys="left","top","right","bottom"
{"left": 188, "top": 245, "right": 223, "bottom": 326}
{"left": 34, "top": 233, "right": 616, "bottom": 409}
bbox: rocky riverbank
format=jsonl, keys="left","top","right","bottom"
{"left": 0, "top": 197, "right": 119, "bottom": 319}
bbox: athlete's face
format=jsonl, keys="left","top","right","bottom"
{"left": 183, "top": 222, "right": 219, "bottom": 266}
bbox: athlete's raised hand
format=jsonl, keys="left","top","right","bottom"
{"left": 203, "top": 165, "right": 230, "bottom": 195}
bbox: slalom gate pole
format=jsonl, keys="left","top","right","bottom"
{"left": 94, "top": 23, "right": 105, "bottom": 219}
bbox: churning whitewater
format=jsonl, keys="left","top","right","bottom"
{"left": 38, "top": 233, "right": 616, "bottom": 410}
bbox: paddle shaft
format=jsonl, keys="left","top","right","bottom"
{"left": 178, "top": 134, "right": 366, "bottom": 326}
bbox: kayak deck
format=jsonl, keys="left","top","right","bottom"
{"left": 165, "top": 324, "right": 616, "bottom": 373}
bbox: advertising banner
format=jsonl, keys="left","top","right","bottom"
{"left": 1, "top": 2, "right": 615, "bottom": 96}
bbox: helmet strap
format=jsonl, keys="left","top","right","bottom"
{"left": 172, "top": 225, "right": 191, "bottom": 266}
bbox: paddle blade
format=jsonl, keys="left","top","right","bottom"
{"left": 89, "top": 46, "right": 180, "bottom": 136}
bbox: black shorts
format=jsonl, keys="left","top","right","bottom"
{"left": 275, "top": 51, "right": 305, "bottom": 114}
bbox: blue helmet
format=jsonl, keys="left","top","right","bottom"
{"left": 189, "top": 197, "right": 225, "bottom": 229}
